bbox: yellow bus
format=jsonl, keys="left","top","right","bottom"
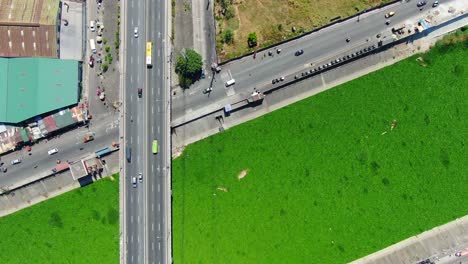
{"left": 152, "top": 140, "right": 158, "bottom": 154}
{"left": 146, "top": 42, "right": 152, "bottom": 67}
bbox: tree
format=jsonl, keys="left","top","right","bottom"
{"left": 247, "top": 32, "right": 257, "bottom": 48}
{"left": 175, "top": 49, "right": 203, "bottom": 88}
{"left": 223, "top": 29, "right": 234, "bottom": 44}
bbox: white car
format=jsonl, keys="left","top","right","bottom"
{"left": 138, "top": 172, "right": 143, "bottom": 182}
{"left": 11, "top": 159, "right": 21, "bottom": 165}
{"left": 132, "top": 176, "right": 137, "bottom": 188}
{"left": 48, "top": 148, "right": 59, "bottom": 155}
{"left": 90, "top": 20, "right": 96, "bottom": 32}
{"left": 134, "top": 27, "right": 139, "bottom": 38}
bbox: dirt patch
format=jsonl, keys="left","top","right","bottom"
{"left": 217, "top": 187, "right": 228, "bottom": 192}
{"left": 215, "top": 0, "right": 390, "bottom": 61}
{"left": 172, "top": 145, "right": 186, "bottom": 159}
{"left": 237, "top": 169, "right": 248, "bottom": 180}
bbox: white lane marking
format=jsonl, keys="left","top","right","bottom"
{"left": 137, "top": 136, "right": 140, "bottom": 145}
{"left": 158, "top": 105, "right": 160, "bottom": 113}
{"left": 130, "top": 75, "right": 133, "bottom": 83}
{"left": 158, "top": 223, "right": 161, "bottom": 231}
{"left": 152, "top": 164, "right": 154, "bottom": 172}
{"left": 152, "top": 203, "right": 154, "bottom": 212}
{"left": 138, "top": 195, "right": 140, "bottom": 203}
{"left": 158, "top": 50, "right": 160, "bottom": 58}
{"left": 131, "top": 235, "right": 134, "bottom": 243}
{"left": 152, "top": 242, "right": 154, "bottom": 251}
{"left": 138, "top": 235, "right": 140, "bottom": 243}
{"left": 152, "top": 125, "right": 154, "bottom": 134}
{"left": 131, "top": 195, "right": 133, "bottom": 203}
{"left": 131, "top": 136, "right": 133, "bottom": 144}
{"left": 131, "top": 94, "right": 134, "bottom": 102}
{"left": 152, "top": 223, "right": 154, "bottom": 231}
{"left": 157, "top": 68, "right": 160, "bottom": 75}
{"left": 157, "top": 126, "right": 160, "bottom": 133}
{"left": 152, "top": 106, "right": 154, "bottom": 114}
{"left": 158, "top": 183, "right": 160, "bottom": 192}
{"left": 131, "top": 255, "right": 134, "bottom": 263}
{"left": 130, "top": 56, "right": 133, "bottom": 65}
{"left": 158, "top": 242, "right": 161, "bottom": 250}
{"left": 152, "top": 88, "right": 154, "bottom": 96}
{"left": 152, "top": 184, "right": 154, "bottom": 192}
{"left": 131, "top": 215, "right": 133, "bottom": 223}
{"left": 158, "top": 203, "right": 160, "bottom": 212}
{"left": 157, "top": 88, "right": 160, "bottom": 95}
{"left": 138, "top": 215, "right": 140, "bottom": 223}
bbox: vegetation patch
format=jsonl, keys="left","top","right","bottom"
{"left": 0, "top": 175, "right": 120, "bottom": 263}
{"left": 172, "top": 35, "right": 468, "bottom": 263}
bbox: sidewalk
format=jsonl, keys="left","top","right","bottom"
{"left": 351, "top": 216, "right": 468, "bottom": 264}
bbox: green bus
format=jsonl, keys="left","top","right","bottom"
{"left": 152, "top": 140, "right": 158, "bottom": 154}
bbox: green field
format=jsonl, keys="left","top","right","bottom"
{"left": 173, "top": 38, "right": 468, "bottom": 263}
{"left": 0, "top": 175, "right": 119, "bottom": 264}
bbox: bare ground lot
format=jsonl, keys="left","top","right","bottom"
{"left": 215, "top": 0, "right": 391, "bottom": 60}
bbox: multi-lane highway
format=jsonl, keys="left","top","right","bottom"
{"left": 171, "top": 0, "right": 464, "bottom": 125}
{"left": 123, "top": 0, "right": 146, "bottom": 262}
{"left": 123, "top": 0, "right": 170, "bottom": 263}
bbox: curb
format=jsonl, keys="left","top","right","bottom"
{"left": 119, "top": 0, "right": 127, "bottom": 262}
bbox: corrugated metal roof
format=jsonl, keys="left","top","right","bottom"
{"left": 53, "top": 109, "right": 74, "bottom": 128}
{"left": 0, "top": 0, "right": 60, "bottom": 58}
{"left": 0, "top": 25, "right": 58, "bottom": 58}
{"left": 0, "top": 0, "right": 60, "bottom": 25}
{"left": 0, "top": 57, "right": 79, "bottom": 123}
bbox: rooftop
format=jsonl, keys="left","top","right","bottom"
{"left": 0, "top": 57, "right": 79, "bottom": 124}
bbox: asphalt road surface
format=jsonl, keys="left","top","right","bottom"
{"left": 145, "top": 0, "right": 169, "bottom": 262}
{"left": 171, "top": 0, "right": 461, "bottom": 124}
{"left": 124, "top": 0, "right": 146, "bottom": 262}
{"left": 124, "top": 0, "right": 169, "bottom": 263}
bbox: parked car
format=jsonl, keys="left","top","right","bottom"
{"left": 295, "top": 49, "right": 304, "bottom": 56}
{"left": 134, "top": 27, "right": 139, "bottom": 38}
{"left": 138, "top": 173, "right": 143, "bottom": 183}
{"left": 432, "top": 1, "right": 439, "bottom": 7}
{"left": 1, "top": 167, "right": 7, "bottom": 173}
{"left": 417, "top": 1, "right": 427, "bottom": 7}
{"left": 90, "top": 20, "right": 96, "bottom": 32}
{"left": 385, "top": 11, "right": 395, "bottom": 18}
{"left": 11, "top": 159, "right": 21, "bottom": 165}
{"left": 48, "top": 148, "right": 59, "bottom": 155}
{"left": 132, "top": 176, "right": 137, "bottom": 187}
{"left": 83, "top": 135, "right": 94, "bottom": 143}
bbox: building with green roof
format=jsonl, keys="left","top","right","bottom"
{"left": 0, "top": 58, "right": 79, "bottom": 124}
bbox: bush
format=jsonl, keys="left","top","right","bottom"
{"left": 225, "top": 6, "right": 235, "bottom": 19}
{"left": 103, "top": 38, "right": 108, "bottom": 45}
{"left": 102, "top": 63, "right": 109, "bottom": 72}
{"left": 223, "top": 29, "right": 234, "bottom": 44}
{"left": 105, "top": 46, "right": 111, "bottom": 53}
{"left": 247, "top": 32, "right": 257, "bottom": 48}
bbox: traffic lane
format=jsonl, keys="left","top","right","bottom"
{"left": 171, "top": 0, "right": 450, "bottom": 117}
{"left": 0, "top": 125, "right": 118, "bottom": 188}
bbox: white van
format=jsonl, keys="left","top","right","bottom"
{"left": 225, "top": 79, "right": 236, "bottom": 87}
{"left": 89, "top": 39, "right": 97, "bottom": 54}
